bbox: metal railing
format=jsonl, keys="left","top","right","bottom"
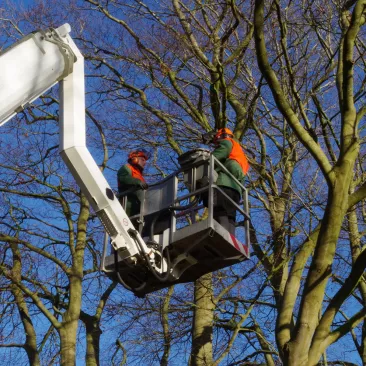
{"left": 117, "top": 153, "right": 250, "bottom": 248}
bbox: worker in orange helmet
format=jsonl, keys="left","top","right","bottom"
{"left": 117, "top": 149, "right": 150, "bottom": 218}
{"left": 211, "top": 128, "right": 249, "bottom": 235}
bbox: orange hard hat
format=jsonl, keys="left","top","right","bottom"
{"left": 128, "top": 149, "right": 150, "bottom": 161}
{"left": 213, "top": 128, "right": 233, "bottom": 143}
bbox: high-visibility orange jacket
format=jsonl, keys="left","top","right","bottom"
{"left": 227, "top": 138, "right": 250, "bottom": 175}
{"left": 117, "top": 163, "right": 145, "bottom": 192}
{"left": 117, "top": 163, "right": 146, "bottom": 216}
{"left": 212, "top": 137, "right": 249, "bottom": 194}
{"left": 126, "top": 164, "right": 145, "bottom": 182}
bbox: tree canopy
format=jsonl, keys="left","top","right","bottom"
{"left": 0, "top": 0, "right": 366, "bottom": 365}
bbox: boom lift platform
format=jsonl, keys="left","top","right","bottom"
{"left": 0, "top": 24, "right": 250, "bottom": 297}
{"left": 102, "top": 149, "right": 250, "bottom": 295}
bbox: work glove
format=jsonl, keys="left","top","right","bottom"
{"left": 139, "top": 181, "right": 148, "bottom": 190}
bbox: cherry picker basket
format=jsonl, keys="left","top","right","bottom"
{"left": 102, "top": 149, "right": 250, "bottom": 296}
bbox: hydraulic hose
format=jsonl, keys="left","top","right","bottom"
{"left": 130, "top": 230, "right": 171, "bottom": 282}
{"left": 170, "top": 195, "right": 200, "bottom": 211}
{"left": 113, "top": 249, "right": 147, "bottom": 293}
{"left": 148, "top": 196, "right": 199, "bottom": 244}
{"left": 141, "top": 196, "right": 200, "bottom": 281}
{"left": 118, "top": 189, "right": 199, "bottom": 285}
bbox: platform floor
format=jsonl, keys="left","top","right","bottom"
{"left": 103, "top": 219, "right": 249, "bottom": 296}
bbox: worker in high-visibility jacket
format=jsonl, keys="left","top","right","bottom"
{"left": 211, "top": 128, "right": 249, "bottom": 235}
{"left": 117, "top": 149, "right": 149, "bottom": 218}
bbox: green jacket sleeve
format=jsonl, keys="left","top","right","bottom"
{"left": 212, "top": 139, "right": 232, "bottom": 162}
{"left": 212, "top": 139, "right": 244, "bottom": 194}
{"left": 117, "top": 165, "right": 142, "bottom": 186}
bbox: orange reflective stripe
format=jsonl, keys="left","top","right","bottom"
{"left": 127, "top": 164, "right": 146, "bottom": 182}
{"left": 226, "top": 138, "right": 250, "bottom": 174}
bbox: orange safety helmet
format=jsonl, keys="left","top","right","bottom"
{"left": 213, "top": 128, "right": 234, "bottom": 143}
{"left": 128, "top": 149, "right": 150, "bottom": 164}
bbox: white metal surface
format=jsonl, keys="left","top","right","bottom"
{"left": 57, "top": 27, "right": 154, "bottom": 260}
{"left": 0, "top": 24, "right": 74, "bottom": 126}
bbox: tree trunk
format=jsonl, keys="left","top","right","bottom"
{"left": 80, "top": 282, "right": 117, "bottom": 366}
{"left": 10, "top": 242, "right": 40, "bottom": 366}
{"left": 348, "top": 207, "right": 366, "bottom": 363}
{"left": 362, "top": 323, "right": 366, "bottom": 365}
{"left": 161, "top": 286, "right": 174, "bottom": 366}
{"left": 59, "top": 323, "right": 78, "bottom": 366}
{"left": 58, "top": 194, "right": 89, "bottom": 365}
{"left": 190, "top": 272, "right": 214, "bottom": 366}
{"left": 85, "top": 320, "right": 102, "bottom": 366}
{"left": 287, "top": 175, "right": 351, "bottom": 365}
{"left": 22, "top": 311, "right": 41, "bottom": 366}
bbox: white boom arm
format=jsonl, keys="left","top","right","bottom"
{"left": 0, "top": 24, "right": 159, "bottom": 268}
